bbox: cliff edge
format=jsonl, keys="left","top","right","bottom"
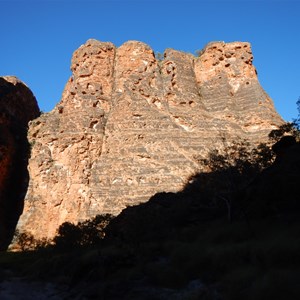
{"left": 15, "top": 40, "right": 283, "bottom": 240}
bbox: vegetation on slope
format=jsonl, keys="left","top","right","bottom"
{"left": 1, "top": 109, "right": 300, "bottom": 299}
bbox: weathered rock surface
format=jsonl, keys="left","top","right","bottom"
{"left": 0, "top": 76, "right": 39, "bottom": 249}
{"left": 16, "top": 40, "right": 283, "bottom": 240}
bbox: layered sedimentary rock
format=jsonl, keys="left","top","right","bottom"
{"left": 16, "top": 40, "right": 283, "bottom": 239}
{"left": 0, "top": 76, "right": 39, "bottom": 249}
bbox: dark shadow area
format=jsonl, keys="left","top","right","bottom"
{"left": 104, "top": 140, "right": 278, "bottom": 244}
{"left": 5, "top": 136, "right": 300, "bottom": 299}
{"left": 0, "top": 77, "right": 40, "bottom": 250}
{"left": 0, "top": 120, "right": 31, "bottom": 250}
{"left": 94, "top": 139, "right": 300, "bottom": 299}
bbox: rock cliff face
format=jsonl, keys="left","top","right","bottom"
{"left": 0, "top": 76, "right": 40, "bottom": 249}
{"left": 16, "top": 40, "right": 283, "bottom": 240}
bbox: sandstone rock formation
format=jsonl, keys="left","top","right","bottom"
{"left": 16, "top": 40, "right": 283, "bottom": 240}
{"left": 0, "top": 76, "right": 40, "bottom": 249}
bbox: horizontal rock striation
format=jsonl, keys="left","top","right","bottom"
{"left": 16, "top": 40, "right": 283, "bottom": 240}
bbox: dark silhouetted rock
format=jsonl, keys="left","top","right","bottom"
{"left": 0, "top": 76, "right": 39, "bottom": 249}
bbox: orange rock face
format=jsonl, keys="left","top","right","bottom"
{"left": 15, "top": 40, "right": 283, "bottom": 240}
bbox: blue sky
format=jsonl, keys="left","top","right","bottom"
{"left": 1, "top": 0, "right": 299, "bottom": 121}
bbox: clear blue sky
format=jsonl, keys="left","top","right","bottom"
{"left": 1, "top": 0, "right": 299, "bottom": 121}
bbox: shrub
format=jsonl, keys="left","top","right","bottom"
{"left": 12, "top": 230, "right": 50, "bottom": 251}
{"left": 53, "top": 214, "right": 113, "bottom": 250}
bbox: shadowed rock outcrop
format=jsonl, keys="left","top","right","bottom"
{"left": 16, "top": 40, "right": 283, "bottom": 240}
{"left": 0, "top": 76, "right": 39, "bottom": 249}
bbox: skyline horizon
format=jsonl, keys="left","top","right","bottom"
{"left": 7, "top": 37, "right": 297, "bottom": 123}
{"left": 1, "top": 1, "right": 299, "bottom": 121}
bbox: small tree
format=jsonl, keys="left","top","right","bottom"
{"left": 268, "top": 122, "right": 299, "bottom": 142}
{"left": 269, "top": 97, "right": 300, "bottom": 142}
{"left": 194, "top": 139, "right": 274, "bottom": 222}
{"left": 13, "top": 230, "right": 50, "bottom": 251}
{"left": 53, "top": 214, "right": 113, "bottom": 250}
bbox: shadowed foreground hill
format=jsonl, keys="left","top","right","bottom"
{"left": 2, "top": 138, "right": 300, "bottom": 299}
{"left": 106, "top": 139, "right": 300, "bottom": 243}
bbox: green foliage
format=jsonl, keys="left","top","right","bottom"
{"left": 192, "top": 139, "right": 274, "bottom": 221}
{"left": 12, "top": 214, "right": 113, "bottom": 252}
{"left": 53, "top": 214, "right": 113, "bottom": 250}
{"left": 268, "top": 122, "right": 300, "bottom": 142}
{"left": 198, "top": 139, "right": 273, "bottom": 174}
{"left": 13, "top": 230, "right": 36, "bottom": 251}
{"left": 269, "top": 97, "right": 300, "bottom": 142}
{"left": 53, "top": 222, "right": 82, "bottom": 249}
{"left": 13, "top": 230, "right": 50, "bottom": 251}
{"left": 4, "top": 122, "right": 300, "bottom": 298}
{"left": 293, "top": 96, "right": 300, "bottom": 130}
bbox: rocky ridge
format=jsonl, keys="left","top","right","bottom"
{"left": 16, "top": 40, "right": 283, "bottom": 240}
